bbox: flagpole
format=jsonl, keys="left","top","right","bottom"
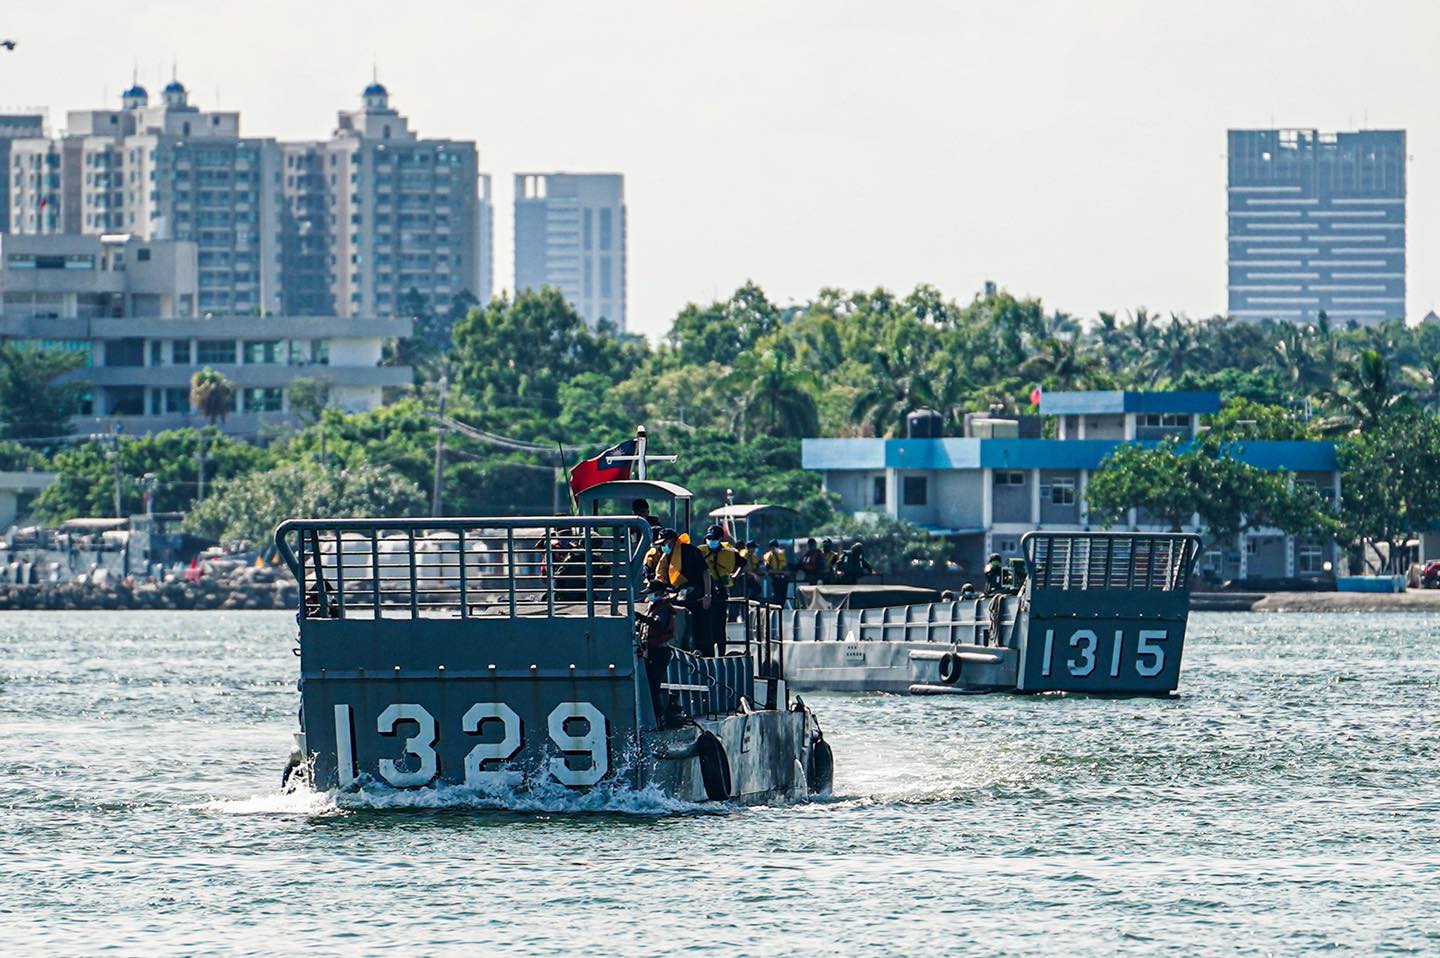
{"left": 634, "top": 425, "right": 647, "bottom": 481}
{"left": 558, "top": 442, "right": 576, "bottom": 515}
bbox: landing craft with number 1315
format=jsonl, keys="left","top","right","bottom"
{"left": 276, "top": 505, "right": 832, "bottom": 803}
{"left": 770, "top": 531, "right": 1202, "bottom": 696}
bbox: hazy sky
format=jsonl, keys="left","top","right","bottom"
{"left": 3, "top": 0, "right": 1438, "bottom": 337}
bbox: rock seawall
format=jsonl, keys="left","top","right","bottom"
{"left": 0, "top": 572, "right": 299, "bottom": 611}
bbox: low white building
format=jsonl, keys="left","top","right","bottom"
{"left": 0, "top": 233, "right": 411, "bottom": 436}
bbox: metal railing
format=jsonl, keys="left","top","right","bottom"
{"left": 1023, "top": 531, "right": 1202, "bottom": 593}
{"left": 664, "top": 648, "right": 755, "bottom": 718}
{"left": 275, "top": 516, "right": 651, "bottom": 620}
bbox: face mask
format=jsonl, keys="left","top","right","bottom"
{"left": 662, "top": 545, "right": 673, "bottom": 555}
{"left": 706, "top": 539, "right": 720, "bottom": 549}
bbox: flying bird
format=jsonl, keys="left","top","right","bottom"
{"left": 0, "top": 40, "right": 16, "bottom": 51}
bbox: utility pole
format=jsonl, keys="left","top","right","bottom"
{"left": 195, "top": 428, "right": 208, "bottom": 502}
{"left": 431, "top": 373, "right": 448, "bottom": 516}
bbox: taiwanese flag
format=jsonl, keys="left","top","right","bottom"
{"left": 568, "top": 439, "right": 637, "bottom": 499}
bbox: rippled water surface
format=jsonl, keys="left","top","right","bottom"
{"left": 2, "top": 610, "right": 1437, "bottom": 955}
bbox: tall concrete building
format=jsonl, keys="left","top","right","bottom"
{"left": 0, "top": 112, "right": 46, "bottom": 234}
{"left": 8, "top": 80, "right": 284, "bottom": 316}
{"left": 515, "top": 172, "right": 625, "bottom": 329}
{"left": 476, "top": 173, "right": 493, "bottom": 306}
{"left": 280, "top": 82, "right": 484, "bottom": 319}
{"left": 1228, "top": 129, "right": 1406, "bottom": 325}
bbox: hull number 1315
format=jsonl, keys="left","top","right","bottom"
{"left": 1038, "top": 628, "right": 1168, "bottom": 679}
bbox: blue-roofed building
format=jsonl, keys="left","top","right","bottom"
{"left": 802, "top": 391, "right": 1341, "bottom": 583}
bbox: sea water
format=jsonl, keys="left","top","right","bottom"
{"left": 1, "top": 610, "right": 1437, "bottom": 955}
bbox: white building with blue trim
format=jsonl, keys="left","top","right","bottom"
{"left": 802, "top": 391, "right": 1340, "bottom": 584}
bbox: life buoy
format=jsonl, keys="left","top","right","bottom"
{"left": 807, "top": 735, "right": 834, "bottom": 794}
{"left": 695, "top": 730, "right": 732, "bottom": 801}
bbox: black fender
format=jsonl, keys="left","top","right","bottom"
{"left": 695, "top": 730, "right": 732, "bottom": 801}
{"left": 938, "top": 652, "right": 963, "bottom": 684}
{"left": 807, "top": 734, "right": 834, "bottom": 794}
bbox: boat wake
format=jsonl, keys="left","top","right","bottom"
{"left": 201, "top": 774, "right": 724, "bottom": 818}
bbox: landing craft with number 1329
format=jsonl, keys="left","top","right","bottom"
{"left": 276, "top": 507, "right": 832, "bottom": 803}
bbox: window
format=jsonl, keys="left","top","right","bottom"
{"left": 164, "top": 388, "right": 190, "bottom": 413}
{"left": 872, "top": 476, "right": 887, "bottom": 506}
{"left": 1044, "top": 477, "right": 1076, "bottom": 505}
{"left": 106, "top": 387, "right": 145, "bottom": 416}
{"left": 599, "top": 207, "right": 613, "bottom": 251}
{"left": 243, "top": 340, "right": 281, "bottom": 364}
{"left": 149, "top": 341, "right": 163, "bottom": 366}
{"left": 1297, "top": 540, "right": 1326, "bottom": 574}
{"left": 583, "top": 208, "right": 593, "bottom": 250}
{"left": 103, "top": 339, "right": 144, "bottom": 367}
{"left": 994, "top": 470, "right": 1026, "bottom": 486}
{"left": 196, "top": 339, "right": 236, "bottom": 364}
{"left": 1139, "top": 413, "right": 1191, "bottom": 428}
{"left": 136, "top": 247, "right": 151, "bottom": 262}
{"left": 172, "top": 339, "right": 191, "bottom": 364}
{"left": 311, "top": 339, "right": 329, "bottom": 365}
{"left": 243, "top": 387, "right": 283, "bottom": 412}
{"left": 902, "top": 476, "right": 927, "bottom": 506}
{"left": 994, "top": 536, "right": 1019, "bottom": 555}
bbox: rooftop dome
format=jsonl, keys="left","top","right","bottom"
{"left": 163, "top": 79, "right": 186, "bottom": 94}
{"left": 362, "top": 81, "right": 388, "bottom": 97}
{"left": 123, "top": 83, "right": 148, "bottom": 99}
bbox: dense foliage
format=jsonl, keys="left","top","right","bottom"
{"left": 7, "top": 282, "right": 1440, "bottom": 563}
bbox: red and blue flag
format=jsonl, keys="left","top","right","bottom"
{"left": 568, "top": 439, "right": 638, "bottom": 499}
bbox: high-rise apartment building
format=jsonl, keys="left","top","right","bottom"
{"left": 8, "top": 80, "right": 283, "bottom": 316}
{"left": 281, "top": 82, "right": 484, "bottom": 319}
{"left": 514, "top": 173, "right": 625, "bottom": 329}
{"left": 476, "top": 173, "right": 493, "bottom": 306}
{"left": 0, "top": 113, "right": 46, "bottom": 234}
{"left": 1227, "top": 129, "right": 1405, "bottom": 325}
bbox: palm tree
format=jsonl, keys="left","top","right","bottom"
{"left": 1402, "top": 354, "right": 1440, "bottom": 413}
{"left": 1020, "top": 335, "right": 1094, "bottom": 390}
{"left": 189, "top": 368, "right": 234, "bottom": 502}
{"left": 190, "top": 367, "right": 235, "bottom": 423}
{"left": 849, "top": 352, "right": 937, "bottom": 437}
{"left": 731, "top": 348, "right": 819, "bottom": 440}
{"left": 1320, "top": 349, "right": 1411, "bottom": 432}
{"left": 1143, "top": 316, "right": 1203, "bottom": 387}
{"left": 1269, "top": 321, "right": 1321, "bottom": 393}
{"left": 847, "top": 319, "right": 939, "bottom": 436}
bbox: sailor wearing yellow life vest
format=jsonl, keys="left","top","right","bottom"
{"left": 698, "top": 524, "right": 747, "bottom": 656}
{"left": 760, "top": 538, "right": 788, "bottom": 603}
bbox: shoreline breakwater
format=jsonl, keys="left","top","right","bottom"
{"left": 0, "top": 569, "right": 298, "bottom": 611}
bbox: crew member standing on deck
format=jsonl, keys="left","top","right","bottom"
{"left": 652, "top": 527, "right": 713, "bottom": 654}
{"left": 798, "top": 538, "right": 825, "bottom": 584}
{"left": 699, "top": 525, "right": 745, "bottom": 655}
{"left": 761, "top": 538, "right": 789, "bottom": 603}
{"left": 834, "top": 541, "right": 876, "bottom": 585}
{"left": 983, "top": 552, "right": 1004, "bottom": 595}
{"left": 635, "top": 579, "right": 677, "bottom": 726}
{"left": 822, "top": 538, "right": 841, "bottom": 583}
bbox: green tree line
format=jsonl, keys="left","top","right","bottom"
{"left": 4, "top": 282, "right": 1440, "bottom": 572}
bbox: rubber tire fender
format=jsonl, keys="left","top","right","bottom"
{"left": 807, "top": 735, "right": 834, "bottom": 795}
{"left": 695, "top": 730, "right": 732, "bottom": 801}
{"left": 938, "top": 652, "right": 963, "bottom": 685}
